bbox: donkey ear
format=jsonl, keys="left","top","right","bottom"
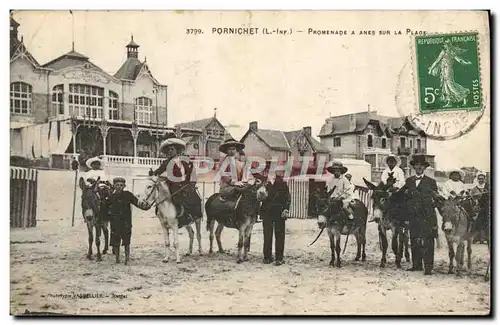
{"left": 363, "top": 178, "right": 377, "bottom": 191}
{"left": 79, "top": 177, "right": 86, "bottom": 191}
{"left": 93, "top": 176, "right": 101, "bottom": 191}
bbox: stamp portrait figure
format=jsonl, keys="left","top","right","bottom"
{"left": 428, "top": 39, "right": 472, "bottom": 108}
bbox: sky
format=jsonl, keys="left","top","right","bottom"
{"left": 11, "top": 10, "right": 491, "bottom": 171}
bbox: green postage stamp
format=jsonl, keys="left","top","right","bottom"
{"left": 414, "top": 32, "right": 482, "bottom": 113}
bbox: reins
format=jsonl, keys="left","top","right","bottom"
{"left": 145, "top": 179, "right": 190, "bottom": 208}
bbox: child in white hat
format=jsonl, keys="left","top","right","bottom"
{"left": 84, "top": 156, "right": 109, "bottom": 188}
{"left": 380, "top": 154, "right": 405, "bottom": 190}
{"left": 441, "top": 169, "right": 466, "bottom": 199}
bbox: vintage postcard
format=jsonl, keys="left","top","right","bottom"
{"left": 9, "top": 10, "right": 490, "bottom": 316}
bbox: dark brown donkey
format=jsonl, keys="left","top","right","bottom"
{"left": 438, "top": 195, "right": 485, "bottom": 276}
{"left": 363, "top": 177, "right": 410, "bottom": 268}
{"left": 314, "top": 192, "right": 368, "bottom": 267}
{"left": 205, "top": 179, "right": 268, "bottom": 263}
{"left": 79, "top": 177, "right": 110, "bottom": 261}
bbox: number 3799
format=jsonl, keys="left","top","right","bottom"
{"left": 186, "top": 29, "right": 203, "bottom": 35}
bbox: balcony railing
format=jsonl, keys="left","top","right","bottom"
{"left": 413, "top": 148, "right": 426, "bottom": 154}
{"left": 397, "top": 147, "right": 413, "bottom": 155}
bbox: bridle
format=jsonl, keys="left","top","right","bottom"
{"left": 144, "top": 178, "right": 190, "bottom": 208}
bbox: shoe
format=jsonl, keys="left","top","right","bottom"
{"left": 407, "top": 267, "right": 423, "bottom": 271}
{"left": 369, "top": 217, "right": 380, "bottom": 223}
{"left": 424, "top": 269, "right": 433, "bottom": 275}
{"left": 263, "top": 258, "right": 273, "bottom": 264}
{"left": 275, "top": 260, "right": 284, "bottom": 266}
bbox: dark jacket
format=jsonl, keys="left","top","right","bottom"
{"left": 402, "top": 175, "right": 438, "bottom": 238}
{"left": 260, "top": 178, "right": 291, "bottom": 219}
{"left": 151, "top": 156, "right": 201, "bottom": 218}
{"left": 108, "top": 190, "right": 145, "bottom": 229}
{"left": 152, "top": 156, "right": 194, "bottom": 189}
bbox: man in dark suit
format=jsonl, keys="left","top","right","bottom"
{"left": 260, "top": 171, "right": 291, "bottom": 266}
{"left": 403, "top": 155, "right": 438, "bottom": 275}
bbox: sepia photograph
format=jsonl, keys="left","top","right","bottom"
{"left": 8, "top": 9, "right": 491, "bottom": 316}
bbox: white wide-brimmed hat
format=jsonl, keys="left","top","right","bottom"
{"left": 476, "top": 171, "right": 487, "bottom": 178}
{"left": 448, "top": 168, "right": 465, "bottom": 180}
{"left": 383, "top": 154, "right": 401, "bottom": 167}
{"left": 159, "top": 137, "right": 186, "bottom": 152}
{"left": 326, "top": 160, "right": 348, "bottom": 174}
{"left": 86, "top": 156, "right": 104, "bottom": 169}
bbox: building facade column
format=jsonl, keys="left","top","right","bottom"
{"left": 99, "top": 119, "right": 109, "bottom": 156}
{"left": 131, "top": 122, "right": 139, "bottom": 164}
{"left": 70, "top": 116, "right": 79, "bottom": 158}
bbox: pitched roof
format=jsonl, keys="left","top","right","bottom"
{"left": 244, "top": 127, "right": 329, "bottom": 153}
{"left": 175, "top": 117, "right": 216, "bottom": 130}
{"left": 318, "top": 111, "right": 417, "bottom": 137}
{"left": 41, "top": 50, "right": 90, "bottom": 70}
{"left": 253, "top": 129, "right": 291, "bottom": 151}
{"left": 10, "top": 40, "right": 40, "bottom": 67}
{"left": 114, "top": 57, "right": 143, "bottom": 80}
{"left": 284, "top": 129, "right": 330, "bottom": 153}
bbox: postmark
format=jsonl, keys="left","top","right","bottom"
{"left": 395, "top": 31, "right": 487, "bottom": 141}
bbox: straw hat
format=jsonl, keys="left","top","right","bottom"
{"left": 448, "top": 169, "right": 465, "bottom": 180}
{"left": 159, "top": 137, "right": 186, "bottom": 152}
{"left": 383, "top": 154, "right": 401, "bottom": 167}
{"left": 326, "top": 160, "right": 348, "bottom": 174}
{"left": 86, "top": 156, "right": 104, "bottom": 169}
{"left": 219, "top": 137, "right": 245, "bottom": 154}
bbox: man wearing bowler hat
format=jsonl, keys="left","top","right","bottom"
{"left": 403, "top": 155, "right": 438, "bottom": 275}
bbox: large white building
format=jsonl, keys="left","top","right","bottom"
{"left": 9, "top": 15, "right": 229, "bottom": 170}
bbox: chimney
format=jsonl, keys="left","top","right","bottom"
{"left": 368, "top": 104, "right": 371, "bottom": 114}
{"left": 349, "top": 114, "right": 356, "bottom": 132}
{"left": 249, "top": 121, "right": 258, "bottom": 131}
{"left": 303, "top": 126, "right": 312, "bottom": 136}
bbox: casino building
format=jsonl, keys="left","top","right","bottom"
{"left": 9, "top": 15, "right": 229, "bottom": 170}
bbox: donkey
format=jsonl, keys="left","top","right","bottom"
{"left": 205, "top": 178, "right": 268, "bottom": 263}
{"left": 79, "top": 177, "right": 110, "bottom": 261}
{"left": 142, "top": 176, "right": 203, "bottom": 264}
{"left": 315, "top": 193, "right": 368, "bottom": 267}
{"left": 363, "top": 178, "right": 410, "bottom": 268}
{"left": 438, "top": 196, "right": 484, "bottom": 276}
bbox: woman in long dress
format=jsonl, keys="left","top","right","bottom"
{"left": 428, "top": 39, "right": 472, "bottom": 108}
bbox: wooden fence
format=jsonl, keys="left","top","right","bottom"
{"left": 354, "top": 185, "right": 373, "bottom": 217}
{"left": 10, "top": 167, "right": 38, "bottom": 228}
{"left": 288, "top": 178, "right": 310, "bottom": 219}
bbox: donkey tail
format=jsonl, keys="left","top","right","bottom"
{"left": 205, "top": 194, "right": 217, "bottom": 232}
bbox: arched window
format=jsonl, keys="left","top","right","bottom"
{"left": 109, "top": 91, "right": 119, "bottom": 120}
{"left": 10, "top": 82, "right": 32, "bottom": 115}
{"left": 135, "top": 97, "right": 152, "bottom": 124}
{"left": 51, "top": 85, "right": 64, "bottom": 116}
{"left": 68, "top": 84, "right": 104, "bottom": 118}
{"left": 367, "top": 133, "right": 373, "bottom": 148}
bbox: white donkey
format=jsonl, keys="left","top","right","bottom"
{"left": 142, "top": 175, "right": 203, "bottom": 263}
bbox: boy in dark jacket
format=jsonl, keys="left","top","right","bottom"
{"left": 260, "top": 171, "right": 291, "bottom": 265}
{"left": 108, "top": 177, "right": 150, "bottom": 265}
